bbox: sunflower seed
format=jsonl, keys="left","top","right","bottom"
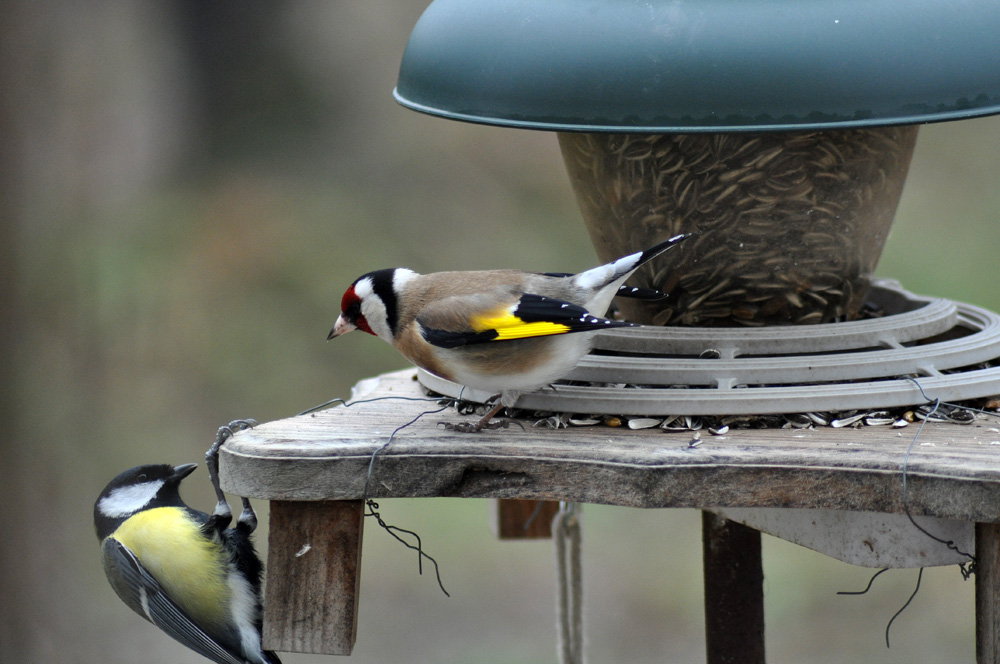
{"left": 627, "top": 418, "right": 663, "bottom": 430}
{"left": 558, "top": 127, "right": 918, "bottom": 326}
{"left": 831, "top": 413, "right": 866, "bottom": 428}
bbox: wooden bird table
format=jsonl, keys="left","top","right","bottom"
{"left": 219, "top": 368, "right": 1000, "bottom": 662}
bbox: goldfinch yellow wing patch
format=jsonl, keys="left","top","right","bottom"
{"left": 421, "top": 294, "right": 636, "bottom": 349}
{"left": 469, "top": 308, "right": 571, "bottom": 339}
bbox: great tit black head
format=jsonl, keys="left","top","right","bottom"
{"left": 95, "top": 463, "right": 280, "bottom": 664}
{"left": 94, "top": 463, "right": 196, "bottom": 540}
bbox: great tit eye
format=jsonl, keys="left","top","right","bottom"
{"left": 137, "top": 474, "right": 147, "bottom": 482}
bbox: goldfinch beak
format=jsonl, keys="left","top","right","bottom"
{"left": 328, "top": 315, "right": 356, "bottom": 340}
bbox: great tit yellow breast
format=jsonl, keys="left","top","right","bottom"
{"left": 110, "top": 506, "right": 231, "bottom": 630}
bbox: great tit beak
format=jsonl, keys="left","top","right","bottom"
{"left": 327, "top": 315, "right": 356, "bottom": 340}
{"left": 171, "top": 463, "right": 198, "bottom": 481}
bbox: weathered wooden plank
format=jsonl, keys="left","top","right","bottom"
{"left": 492, "top": 499, "right": 559, "bottom": 539}
{"left": 219, "top": 369, "right": 1000, "bottom": 522}
{"left": 263, "top": 500, "right": 364, "bottom": 655}
{"left": 712, "top": 507, "right": 974, "bottom": 568}
{"left": 977, "top": 523, "right": 1000, "bottom": 664}
{"left": 702, "top": 512, "right": 765, "bottom": 664}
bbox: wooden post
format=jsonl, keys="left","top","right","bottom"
{"left": 977, "top": 522, "right": 1000, "bottom": 664}
{"left": 264, "top": 500, "right": 364, "bottom": 655}
{"left": 702, "top": 511, "right": 765, "bottom": 664}
{"left": 492, "top": 499, "right": 560, "bottom": 539}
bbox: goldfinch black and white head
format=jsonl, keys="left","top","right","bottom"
{"left": 329, "top": 234, "right": 690, "bottom": 430}
{"left": 94, "top": 463, "right": 280, "bottom": 664}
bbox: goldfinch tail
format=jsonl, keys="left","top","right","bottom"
{"left": 573, "top": 233, "right": 692, "bottom": 292}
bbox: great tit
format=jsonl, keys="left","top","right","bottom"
{"left": 94, "top": 422, "right": 280, "bottom": 664}
{"left": 329, "top": 233, "right": 690, "bottom": 430}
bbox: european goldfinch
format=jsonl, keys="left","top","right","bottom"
{"left": 94, "top": 422, "right": 280, "bottom": 664}
{"left": 329, "top": 234, "right": 689, "bottom": 430}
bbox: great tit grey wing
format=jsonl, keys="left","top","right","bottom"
{"left": 102, "top": 538, "right": 248, "bottom": 664}
{"left": 420, "top": 292, "right": 636, "bottom": 348}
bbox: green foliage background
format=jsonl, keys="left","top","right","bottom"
{"left": 2, "top": 3, "right": 997, "bottom": 663}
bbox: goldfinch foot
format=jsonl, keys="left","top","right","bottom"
{"left": 439, "top": 417, "right": 525, "bottom": 433}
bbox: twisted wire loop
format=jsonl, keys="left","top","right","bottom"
{"left": 554, "top": 502, "right": 584, "bottom": 664}
{"left": 364, "top": 499, "right": 450, "bottom": 597}
{"left": 295, "top": 392, "right": 463, "bottom": 598}
{"left": 837, "top": 375, "right": 988, "bottom": 647}
{"left": 901, "top": 377, "right": 977, "bottom": 574}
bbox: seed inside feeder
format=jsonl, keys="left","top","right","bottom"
{"left": 559, "top": 128, "right": 918, "bottom": 327}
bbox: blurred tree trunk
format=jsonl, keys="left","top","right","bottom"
{"left": 0, "top": 6, "right": 28, "bottom": 657}
{"left": 0, "top": 2, "right": 193, "bottom": 659}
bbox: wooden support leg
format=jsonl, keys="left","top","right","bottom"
{"left": 264, "top": 500, "right": 365, "bottom": 656}
{"left": 702, "top": 511, "right": 765, "bottom": 664}
{"left": 977, "top": 522, "right": 1000, "bottom": 664}
{"left": 492, "top": 499, "right": 560, "bottom": 539}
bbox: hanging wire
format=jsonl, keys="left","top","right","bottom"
{"left": 292, "top": 390, "right": 465, "bottom": 598}
{"left": 884, "top": 568, "right": 924, "bottom": 649}
{"left": 365, "top": 499, "right": 450, "bottom": 597}
{"left": 297, "top": 393, "right": 452, "bottom": 417}
{"left": 838, "top": 375, "right": 985, "bottom": 647}
{"left": 901, "top": 377, "right": 977, "bottom": 576}
{"left": 523, "top": 500, "right": 549, "bottom": 533}
{"left": 836, "top": 568, "right": 890, "bottom": 596}
{"left": 361, "top": 399, "right": 454, "bottom": 499}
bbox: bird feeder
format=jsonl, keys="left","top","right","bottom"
{"left": 395, "top": 0, "right": 1000, "bottom": 326}
{"left": 221, "top": 1, "right": 1000, "bottom": 661}
{"left": 395, "top": 0, "right": 1000, "bottom": 416}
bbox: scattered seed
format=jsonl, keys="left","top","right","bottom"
{"left": 628, "top": 417, "right": 663, "bottom": 430}
{"left": 785, "top": 413, "right": 813, "bottom": 429}
{"left": 806, "top": 412, "right": 830, "bottom": 426}
{"left": 831, "top": 413, "right": 866, "bottom": 428}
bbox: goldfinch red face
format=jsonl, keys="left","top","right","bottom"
{"left": 332, "top": 282, "right": 371, "bottom": 337}
{"left": 329, "top": 268, "right": 417, "bottom": 342}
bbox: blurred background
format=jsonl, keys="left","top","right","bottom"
{"left": 2, "top": 3, "right": 997, "bottom": 663}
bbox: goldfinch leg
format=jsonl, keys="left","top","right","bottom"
{"left": 474, "top": 401, "right": 506, "bottom": 430}
{"left": 442, "top": 400, "right": 522, "bottom": 432}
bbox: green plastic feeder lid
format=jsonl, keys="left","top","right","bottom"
{"left": 394, "top": 0, "right": 1000, "bottom": 132}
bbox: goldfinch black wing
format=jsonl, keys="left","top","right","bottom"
{"left": 102, "top": 538, "right": 249, "bottom": 664}
{"left": 541, "top": 273, "right": 667, "bottom": 300}
{"left": 419, "top": 292, "right": 636, "bottom": 349}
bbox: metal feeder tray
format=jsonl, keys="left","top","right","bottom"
{"left": 417, "top": 280, "right": 1000, "bottom": 416}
